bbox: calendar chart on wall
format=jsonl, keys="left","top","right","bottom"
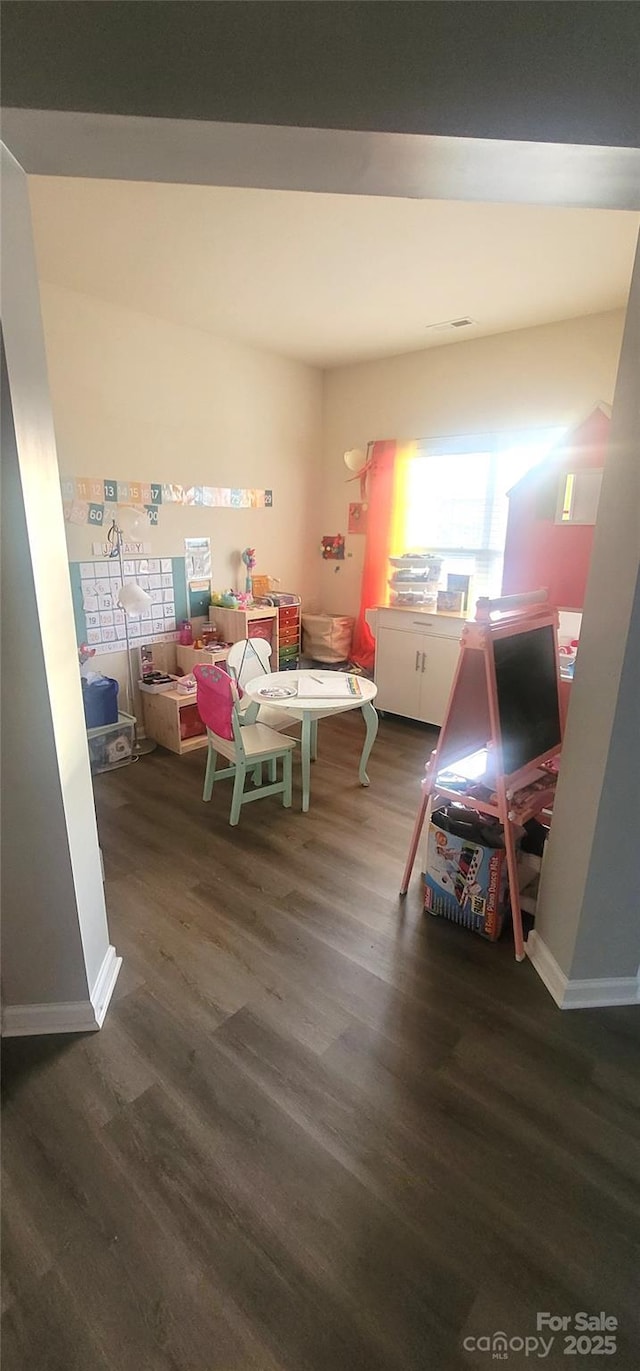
{"left": 69, "top": 556, "right": 189, "bottom": 655}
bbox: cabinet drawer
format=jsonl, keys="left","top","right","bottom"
{"left": 179, "top": 703, "right": 206, "bottom": 741}
{"left": 248, "top": 620, "right": 274, "bottom": 642}
{"left": 279, "top": 606, "right": 300, "bottom": 625}
{"left": 279, "top": 626, "right": 300, "bottom": 646}
{"left": 375, "top": 608, "right": 462, "bottom": 639}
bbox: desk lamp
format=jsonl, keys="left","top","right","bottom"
{"left": 106, "top": 514, "right": 156, "bottom": 758}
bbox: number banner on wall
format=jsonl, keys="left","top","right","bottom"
{"left": 61, "top": 477, "right": 273, "bottom": 524}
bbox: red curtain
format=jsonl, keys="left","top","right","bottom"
{"left": 350, "top": 441, "right": 399, "bottom": 671}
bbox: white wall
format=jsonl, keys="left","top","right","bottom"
{"left": 39, "top": 288, "right": 626, "bottom": 664}
{"left": 38, "top": 282, "right": 323, "bottom": 693}
{"left": 1, "top": 147, "right": 117, "bottom": 1033}
{"left": 534, "top": 242, "right": 640, "bottom": 991}
{"left": 320, "top": 310, "right": 626, "bottom": 616}
{"left": 2, "top": 354, "right": 89, "bottom": 1005}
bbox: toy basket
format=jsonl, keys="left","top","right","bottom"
{"left": 302, "top": 613, "right": 354, "bottom": 664}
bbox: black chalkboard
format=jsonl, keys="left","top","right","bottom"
{"left": 493, "top": 624, "right": 561, "bottom": 774}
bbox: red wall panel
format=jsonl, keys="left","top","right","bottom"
{"left": 502, "top": 408, "right": 609, "bottom": 610}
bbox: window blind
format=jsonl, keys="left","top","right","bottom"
{"left": 401, "top": 426, "right": 565, "bottom": 597}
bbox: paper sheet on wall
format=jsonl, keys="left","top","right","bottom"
{"left": 185, "top": 537, "right": 212, "bottom": 583}
{"left": 185, "top": 537, "right": 212, "bottom": 616}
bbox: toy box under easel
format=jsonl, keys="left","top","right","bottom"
{"left": 401, "top": 589, "right": 564, "bottom": 961}
{"left": 424, "top": 805, "right": 509, "bottom": 940}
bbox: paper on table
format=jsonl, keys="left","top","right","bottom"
{"left": 296, "top": 674, "right": 362, "bottom": 699}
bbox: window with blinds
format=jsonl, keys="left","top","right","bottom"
{"left": 401, "top": 427, "right": 565, "bottom": 597}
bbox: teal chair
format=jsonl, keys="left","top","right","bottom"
{"left": 194, "top": 664, "right": 295, "bottom": 826}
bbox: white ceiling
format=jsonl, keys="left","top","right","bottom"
{"left": 28, "top": 177, "right": 639, "bottom": 368}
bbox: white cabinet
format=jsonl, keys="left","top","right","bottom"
{"left": 420, "top": 633, "right": 460, "bottom": 724}
{"left": 375, "top": 624, "right": 423, "bottom": 719}
{"left": 370, "top": 608, "right": 461, "bottom": 726}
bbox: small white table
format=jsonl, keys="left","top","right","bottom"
{"left": 244, "top": 670, "right": 379, "bottom": 812}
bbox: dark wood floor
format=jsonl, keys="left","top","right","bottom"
{"left": 3, "top": 713, "right": 640, "bottom": 1370}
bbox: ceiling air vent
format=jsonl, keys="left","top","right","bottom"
{"left": 424, "top": 317, "right": 477, "bottom": 334}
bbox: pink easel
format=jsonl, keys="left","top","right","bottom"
{"left": 400, "top": 590, "right": 564, "bottom": 961}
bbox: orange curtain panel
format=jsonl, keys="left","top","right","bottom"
{"left": 351, "top": 441, "right": 417, "bottom": 671}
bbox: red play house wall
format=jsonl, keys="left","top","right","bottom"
{"left": 502, "top": 407, "right": 610, "bottom": 611}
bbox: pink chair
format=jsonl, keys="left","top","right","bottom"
{"left": 194, "top": 664, "right": 295, "bottom": 825}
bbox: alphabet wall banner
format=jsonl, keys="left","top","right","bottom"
{"left": 61, "top": 476, "right": 274, "bottom": 524}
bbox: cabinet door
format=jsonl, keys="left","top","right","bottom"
{"left": 375, "top": 628, "right": 423, "bottom": 719}
{"left": 418, "top": 635, "right": 459, "bottom": 726}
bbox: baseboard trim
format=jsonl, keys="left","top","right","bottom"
{"left": 561, "top": 975, "right": 640, "bottom": 1010}
{"left": 526, "top": 930, "right": 639, "bottom": 1010}
{"left": 1, "top": 945, "right": 122, "bottom": 1037}
{"left": 90, "top": 944, "right": 122, "bottom": 1027}
{"left": 526, "top": 930, "right": 567, "bottom": 1007}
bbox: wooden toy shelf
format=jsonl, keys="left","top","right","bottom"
{"left": 208, "top": 605, "right": 278, "bottom": 658}
{"left": 175, "top": 644, "right": 229, "bottom": 674}
{"left": 207, "top": 597, "right": 302, "bottom": 671}
{"left": 140, "top": 687, "right": 208, "bottom": 756}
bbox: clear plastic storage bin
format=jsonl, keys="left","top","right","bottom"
{"left": 87, "top": 712, "right": 136, "bottom": 773}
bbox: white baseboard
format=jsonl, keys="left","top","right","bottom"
{"left": 525, "top": 930, "right": 568, "bottom": 1006}
{"left": 526, "top": 930, "right": 640, "bottom": 1010}
{"left": 560, "top": 976, "right": 640, "bottom": 1010}
{"left": 1, "top": 945, "right": 122, "bottom": 1037}
{"left": 90, "top": 944, "right": 122, "bottom": 1026}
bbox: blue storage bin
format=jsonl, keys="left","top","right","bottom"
{"left": 83, "top": 675, "right": 119, "bottom": 729}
